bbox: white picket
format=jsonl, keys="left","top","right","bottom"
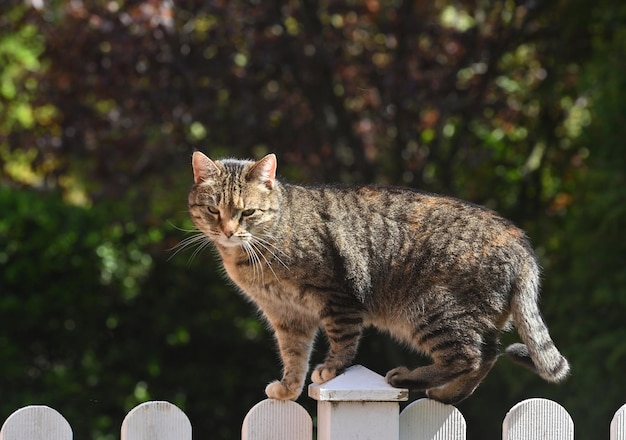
{"left": 241, "top": 398, "right": 312, "bottom": 440}
{"left": 611, "top": 404, "right": 626, "bottom": 440}
{"left": 0, "top": 406, "right": 72, "bottom": 440}
{"left": 400, "top": 398, "right": 466, "bottom": 440}
{"left": 120, "top": 401, "right": 191, "bottom": 440}
{"left": 502, "top": 398, "right": 573, "bottom": 440}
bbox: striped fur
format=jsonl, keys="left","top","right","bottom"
{"left": 187, "top": 152, "right": 569, "bottom": 404}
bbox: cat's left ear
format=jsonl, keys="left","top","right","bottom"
{"left": 248, "top": 154, "right": 277, "bottom": 189}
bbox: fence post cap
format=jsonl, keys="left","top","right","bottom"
{"left": 308, "top": 364, "right": 408, "bottom": 402}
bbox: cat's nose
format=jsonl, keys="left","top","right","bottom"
{"left": 220, "top": 220, "right": 237, "bottom": 238}
{"left": 222, "top": 227, "right": 235, "bottom": 238}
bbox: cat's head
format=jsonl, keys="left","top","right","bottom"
{"left": 188, "top": 151, "right": 280, "bottom": 248}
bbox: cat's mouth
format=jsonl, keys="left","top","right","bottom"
{"left": 216, "top": 232, "right": 249, "bottom": 248}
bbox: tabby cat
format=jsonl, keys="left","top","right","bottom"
{"left": 187, "top": 151, "right": 569, "bottom": 404}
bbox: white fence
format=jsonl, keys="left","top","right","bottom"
{"left": 2, "top": 365, "right": 625, "bottom": 439}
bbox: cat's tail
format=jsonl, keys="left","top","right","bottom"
{"left": 506, "top": 259, "right": 570, "bottom": 383}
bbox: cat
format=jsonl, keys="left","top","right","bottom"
{"left": 187, "top": 151, "right": 570, "bottom": 404}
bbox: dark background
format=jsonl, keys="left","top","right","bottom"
{"left": 1, "top": 1, "right": 624, "bottom": 438}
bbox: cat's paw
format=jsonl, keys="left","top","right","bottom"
{"left": 385, "top": 366, "right": 412, "bottom": 388}
{"left": 425, "top": 387, "right": 463, "bottom": 405}
{"left": 265, "top": 380, "right": 301, "bottom": 400}
{"left": 311, "top": 364, "right": 339, "bottom": 384}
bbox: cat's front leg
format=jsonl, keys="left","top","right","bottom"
{"left": 265, "top": 317, "right": 318, "bottom": 400}
{"left": 312, "top": 312, "right": 364, "bottom": 384}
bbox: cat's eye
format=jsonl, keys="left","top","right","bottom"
{"left": 207, "top": 206, "right": 220, "bottom": 215}
{"left": 241, "top": 209, "right": 256, "bottom": 217}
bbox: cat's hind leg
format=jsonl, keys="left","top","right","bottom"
{"left": 386, "top": 321, "right": 493, "bottom": 404}
{"left": 424, "top": 335, "right": 499, "bottom": 404}
{"left": 385, "top": 353, "right": 479, "bottom": 396}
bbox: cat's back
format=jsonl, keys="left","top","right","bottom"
{"left": 278, "top": 183, "right": 532, "bottom": 284}
{"left": 281, "top": 182, "right": 524, "bottom": 242}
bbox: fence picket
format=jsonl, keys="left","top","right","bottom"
{"left": 0, "top": 406, "right": 72, "bottom": 440}
{"left": 502, "top": 398, "right": 573, "bottom": 440}
{"left": 120, "top": 401, "right": 191, "bottom": 440}
{"left": 242, "top": 398, "right": 312, "bottom": 440}
{"left": 611, "top": 404, "right": 626, "bottom": 440}
{"left": 399, "top": 398, "right": 466, "bottom": 440}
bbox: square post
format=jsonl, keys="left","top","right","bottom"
{"left": 308, "top": 365, "right": 408, "bottom": 440}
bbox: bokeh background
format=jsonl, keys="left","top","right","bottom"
{"left": 1, "top": 0, "right": 624, "bottom": 439}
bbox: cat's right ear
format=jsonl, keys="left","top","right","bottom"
{"left": 192, "top": 151, "right": 220, "bottom": 184}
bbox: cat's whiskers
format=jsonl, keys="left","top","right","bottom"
{"left": 253, "top": 234, "right": 290, "bottom": 270}
{"left": 168, "top": 231, "right": 213, "bottom": 263}
{"left": 241, "top": 240, "right": 264, "bottom": 283}
{"left": 247, "top": 239, "right": 281, "bottom": 281}
{"left": 190, "top": 237, "right": 214, "bottom": 262}
{"left": 167, "top": 221, "right": 198, "bottom": 233}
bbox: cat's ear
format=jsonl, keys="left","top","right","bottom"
{"left": 192, "top": 151, "right": 220, "bottom": 184}
{"left": 248, "top": 154, "right": 277, "bottom": 189}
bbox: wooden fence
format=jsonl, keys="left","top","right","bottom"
{"left": 2, "top": 365, "right": 625, "bottom": 439}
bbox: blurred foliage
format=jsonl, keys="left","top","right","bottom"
{"left": 0, "top": 187, "right": 277, "bottom": 438}
{"left": 0, "top": 0, "right": 624, "bottom": 439}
